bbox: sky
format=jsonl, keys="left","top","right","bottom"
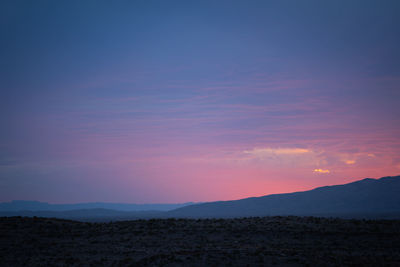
{"left": 1, "top": 0, "right": 400, "bottom": 203}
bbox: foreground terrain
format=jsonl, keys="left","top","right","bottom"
{"left": 1, "top": 216, "right": 400, "bottom": 266}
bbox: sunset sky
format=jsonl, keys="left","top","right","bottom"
{"left": 1, "top": 0, "right": 400, "bottom": 203}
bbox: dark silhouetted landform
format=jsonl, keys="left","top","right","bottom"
{"left": 1, "top": 216, "right": 400, "bottom": 266}
{"left": 1, "top": 175, "right": 399, "bottom": 221}
{"left": 0, "top": 209, "right": 165, "bottom": 222}
{"left": 0, "top": 201, "right": 194, "bottom": 221}
{"left": 0, "top": 200, "right": 193, "bottom": 212}
{"left": 169, "top": 175, "right": 400, "bottom": 219}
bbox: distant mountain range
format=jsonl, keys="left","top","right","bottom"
{"left": 1, "top": 175, "right": 400, "bottom": 221}
{"left": 0, "top": 200, "right": 193, "bottom": 212}
{"left": 169, "top": 175, "right": 400, "bottom": 219}
{"left": 0, "top": 201, "right": 191, "bottom": 222}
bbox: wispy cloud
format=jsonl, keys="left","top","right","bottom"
{"left": 313, "top": 169, "right": 330, "bottom": 174}
{"left": 240, "top": 147, "right": 326, "bottom": 168}
{"left": 244, "top": 147, "right": 310, "bottom": 157}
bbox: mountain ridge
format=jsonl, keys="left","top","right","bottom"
{"left": 167, "top": 175, "right": 400, "bottom": 218}
{"left": 1, "top": 175, "right": 399, "bottom": 220}
{"left": 0, "top": 200, "right": 194, "bottom": 212}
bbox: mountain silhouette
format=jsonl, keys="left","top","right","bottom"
{"left": 168, "top": 175, "right": 400, "bottom": 218}
{"left": 0, "top": 209, "right": 165, "bottom": 222}
{"left": 1, "top": 175, "right": 399, "bottom": 220}
{"left": 0, "top": 201, "right": 193, "bottom": 212}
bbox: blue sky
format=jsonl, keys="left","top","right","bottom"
{"left": 1, "top": 0, "right": 400, "bottom": 203}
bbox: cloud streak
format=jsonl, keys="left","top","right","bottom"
{"left": 244, "top": 147, "right": 310, "bottom": 157}
{"left": 314, "top": 169, "right": 330, "bottom": 174}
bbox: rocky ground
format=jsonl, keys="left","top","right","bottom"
{"left": 1, "top": 216, "right": 400, "bottom": 266}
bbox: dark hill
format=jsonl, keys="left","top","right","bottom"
{"left": 168, "top": 175, "right": 400, "bottom": 218}
{"left": 0, "top": 201, "right": 192, "bottom": 212}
